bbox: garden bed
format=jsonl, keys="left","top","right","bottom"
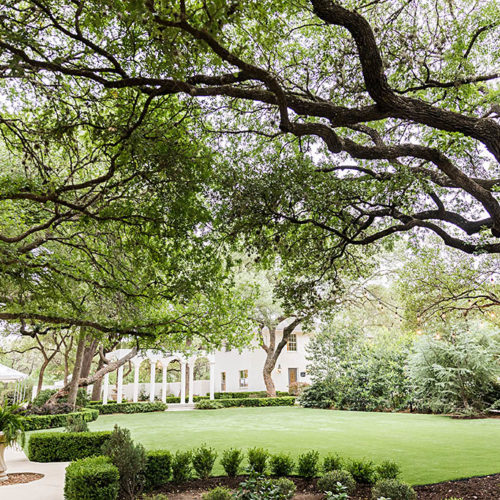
{"left": 149, "top": 474, "right": 500, "bottom": 499}
{"left": 0, "top": 472, "right": 44, "bottom": 486}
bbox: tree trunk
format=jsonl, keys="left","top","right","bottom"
{"left": 263, "top": 357, "right": 277, "bottom": 397}
{"left": 80, "top": 339, "right": 98, "bottom": 379}
{"left": 67, "top": 334, "right": 86, "bottom": 408}
{"left": 36, "top": 359, "right": 50, "bottom": 395}
{"left": 91, "top": 355, "right": 105, "bottom": 401}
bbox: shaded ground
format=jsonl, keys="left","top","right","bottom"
{"left": 152, "top": 474, "right": 500, "bottom": 499}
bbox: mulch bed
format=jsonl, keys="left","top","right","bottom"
{"left": 0, "top": 472, "right": 44, "bottom": 486}
{"left": 152, "top": 473, "right": 500, "bottom": 499}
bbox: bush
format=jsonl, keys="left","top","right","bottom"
{"left": 220, "top": 448, "right": 244, "bottom": 477}
{"left": 171, "top": 450, "right": 192, "bottom": 483}
{"left": 196, "top": 400, "right": 224, "bottom": 410}
{"left": 323, "top": 453, "right": 344, "bottom": 473}
{"left": 317, "top": 470, "right": 356, "bottom": 495}
{"left": 288, "top": 382, "right": 310, "bottom": 396}
{"left": 144, "top": 450, "right": 172, "bottom": 491}
{"left": 202, "top": 486, "right": 233, "bottom": 500}
{"left": 299, "top": 381, "right": 335, "bottom": 409}
{"left": 27, "top": 431, "right": 111, "bottom": 462}
{"left": 192, "top": 444, "right": 218, "bottom": 479}
{"left": 23, "top": 407, "right": 98, "bottom": 431}
{"left": 269, "top": 453, "right": 295, "bottom": 476}
{"left": 297, "top": 450, "right": 320, "bottom": 479}
{"left": 274, "top": 478, "right": 296, "bottom": 499}
{"left": 215, "top": 391, "right": 289, "bottom": 399}
{"left": 371, "top": 479, "right": 417, "bottom": 500}
{"left": 64, "top": 455, "right": 119, "bottom": 500}
{"left": 92, "top": 402, "right": 167, "bottom": 414}
{"left": 247, "top": 447, "right": 269, "bottom": 474}
{"left": 33, "top": 388, "right": 89, "bottom": 408}
{"left": 235, "top": 472, "right": 295, "bottom": 499}
{"left": 347, "top": 458, "right": 377, "bottom": 484}
{"left": 65, "top": 414, "right": 89, "bottom": 432}
{"left": 216, "top": 397, "right": 296, "bottom": 408}
{"left": 376, "top": 460, "right": 401, "bottom": 480}
{"left": 102, "top": 425, "right": 146, "bottom": 500}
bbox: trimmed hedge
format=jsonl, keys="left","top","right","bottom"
{"left": 23, "top": 408, "right": 99, "bottom": 431}
{"left": 214, "top": 391, "right": 289, "bottom": 399}
{"left": 144, "top": 449, "right": 172, "bottom": 491}
{"left": 65, "top": 455, "right": 119, "bottom": 500}
{"left": 216, "top": 397, "right": 296, "bottom": 408}
{"left": 91, "top": 402, "right": 167, "bottom": 414}
{"left": 27, "top": 431, "right": 112, "bottom": 462}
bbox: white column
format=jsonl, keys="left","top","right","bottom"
{"left": 188, "top": 360, "right": 194, "bottom": 404}
{"left": 209, "top": 361, "right": 216, "bottom": 400}
{"left": 161, "top": 361, "right": 168, "bottom": 403}
{"left": 103, "top": 372, "right": 109, "bottom": 405}
{"left": 180, "top": 361, "right": 186, "bottom": 404}
{"left": 132, "top": 361, "right": 140, "bottom": 403}
{"left": 149, "top": 360, "right": 156, "bottom": 402}
{"left": 117, "top": 365, "right": 123, "bottom": 404}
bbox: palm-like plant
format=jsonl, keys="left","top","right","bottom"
{"left": 0, "top": 402, "right": 25, "bottom": 447}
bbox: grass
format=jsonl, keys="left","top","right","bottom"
{"left": 81, "top": 407, "right": 500, "bottom": 485}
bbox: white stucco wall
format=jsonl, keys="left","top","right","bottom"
{"left": 213, "top": 329, "right": 311, "bottom": 393}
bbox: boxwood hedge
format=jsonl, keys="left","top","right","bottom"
{"left": 23, "top": 408, "right": 99, "bottom": 431}
{"left": 91, "top": 402, "right": 167, "bottom": 414}
{"left": 27, "top": 431, "right": 112, "bottom": 462}
{"left": 64, "top": 455, "right": 119, "bottom": 500}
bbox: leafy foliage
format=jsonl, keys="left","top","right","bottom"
{"left": 317, "top": 470, "right": 356, "bottom": 495}
{"left": 220, "top": 448, "right": 244, "bottom": 477}
{"left": 269, "top": 453, "right": 295, "bottom": 476}
{"left": 296, "top": 450, "right": 320, "bottom": 479}
{"left": 192, "top": 444, "right": 218, "bottom": 479}
{"left": 371, "top": 479, "right": 417, "bottom": 500}
{"left": 347, "top": 459, "right": 377, "bottom": 485}
{"left": 0, "top": 402, "right": 25, "bottom": 446}
{"left": 247, "top": 448, "right": 269, "bottom": 474}
{"left": 171, "top": 450, "right": 193, "bottom": 483}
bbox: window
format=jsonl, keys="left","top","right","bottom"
{"left": 221, "top": 372, "right": 226, "bottom": 392}
{"left": 239, "top": 369, "right": 248, "bottom": 388}
{"left": 287, "top": 333, "right": 297, "bottom": 351}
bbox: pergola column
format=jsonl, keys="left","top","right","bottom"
{"left": 149, "top": 360, "right": 156, "bottom": 402}
{"left": 180, "top": 360, "right": 186, "bottom": 404}
{"left": 132, "top": 360, "right": 141, "bottom": 403}
{"left": 209, "top": 361, "right": 216, "bottom": 400}
{"left": 102, "top": 372, "right": 109, "bottom": 405}
{"left": 161, "top": 360, "right": 168, "bottom": 404}
{"left": 116, "top": 365, "right": 124, "bottom": 403}
{"left": 188, "top": 360, "right": 194, "bottom": 404}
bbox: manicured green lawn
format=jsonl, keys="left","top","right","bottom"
{"left": 84, "top": 407, "right": 500, "bottom": 485}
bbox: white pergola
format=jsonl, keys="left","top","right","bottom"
{"left": 101, "top": 349, "right": 216, "bottom": 405}
{"left": 0, "top": 363, "right": 28, "bottom": 403}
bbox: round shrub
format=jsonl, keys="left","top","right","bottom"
{"left": 247, "top": 447, "right": 269, "bottom": 474}
{"left": 269, "top": 453, "right": 295, "bottom": 476}
{"left": 297, "top": 450, "right": 320, "bottom": 479}
{"left": 221, "top": 448, "right": 244, "bottom": 477}
{"left": 371, "top": 479, "right": 417, "bottom": 500}
{"left": 376, "top": 460, "right": 401, "bottom": 480}
{"left": 202, "top": 486, "right": 233, "bottom": 499}
{"left": 196, "top": 400, "right": 224, "bottom": 410}
{"left": 347, "top": 458, "right": 377, "bottom": 484}
{"left": 317, "top": 470, "right": 356, "bottom": 495}
{"left": 273, "top": 477, "right": 296, "bottom": 499}
{"left": 192, "top": 444, "right": 218, "bottom": 479}
{"left": 171, "top": 450, "right": 192, "bottom": 483}
{"left": 323, "top": 453, "right": 344, "bottom": 473}
{"left": 64, "top": 455, "right": 119, "bottom": 500}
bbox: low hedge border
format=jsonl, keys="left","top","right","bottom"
{"left": 197, "top": 397, "right": 296, "bottom": 409}
{"left": 214, "top": 391, "right": 289, "bottom": 399}
{"left": 23, "top": 408, "right": 99, "bottom": 431}
{"left": 65, "top": 455, "right": 119, "bottom": 500}
{"left": 27, "top": 431, "right": 112, "bottom": 462}
{"left": 91, "top": 402, "right": 167, "bottom": 414}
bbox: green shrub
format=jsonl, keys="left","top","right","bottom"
{"left": 102, "top": 425, "right": 146, "bottom": 500}
{"left": 144, "top": 450, "right": 172, "bottom": 491}
{"left": 23, "top": 408, "right": 98, "bottom": 431}
{"left": 32, "top": 389, "right": 57, "bottom": 407}
{"left": 217, "top": 397, "right": 295, "bottom": 408}
{"left": 323, "top": 453, "right": 344, "bottom": 473}
{"left": 64, "top": 455, "right": 119, "bottom": 500}
{"left": 215, "top": 391, "right": 289, "bottom": 399}
{"left": 347, "top": 458, "right": 377, "bottom": 484}
{"left": 325, "top": 486, "right": 350, "bottom": 500}
{"left": 273, "top": 478, "right": 296, "bottom": 499}
{"left": 221, "top": 448, "right": 244, "bottom": 477}
{"left": 202, "top": 486, "right": 233, "bottom": 500}
{"left": 317, "top": 470, "right": 356, "bottom": 495}
{"left": 247, "top": 447, "right": 269, "bottom": 474}
{"left": 92, "top": 402, "right": 167, "bottom": 414}
{"left": 65, "top": 414, "right": 89, "bottom": 432}
{"left": 171, "top": 450, "right": 192, "bottom": 483}
{"left": 33, "top": 388, "right": 88, "bottom": 408}
{"left": 28, "top": 431, "right": 111, "bottom": 462}
{"left": 192, "top": 444, "right": 218, "bottom": 479}
{"left": 298, "top": 381, "right": 335, "bottom": 409}
{"left": 297, "top": 450, "right": 320, "bottom": 479}
{"left": 196, "top": 400, "right": 224, "bottom": 410}
{"left": 371, "top": 479, "right": 417, "bottom": 500}
{"left": 376, "top": 460, "right": 402, "bottom": 480}
{"left": 269, "top": 453, "right": 295, "bottom": 476}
